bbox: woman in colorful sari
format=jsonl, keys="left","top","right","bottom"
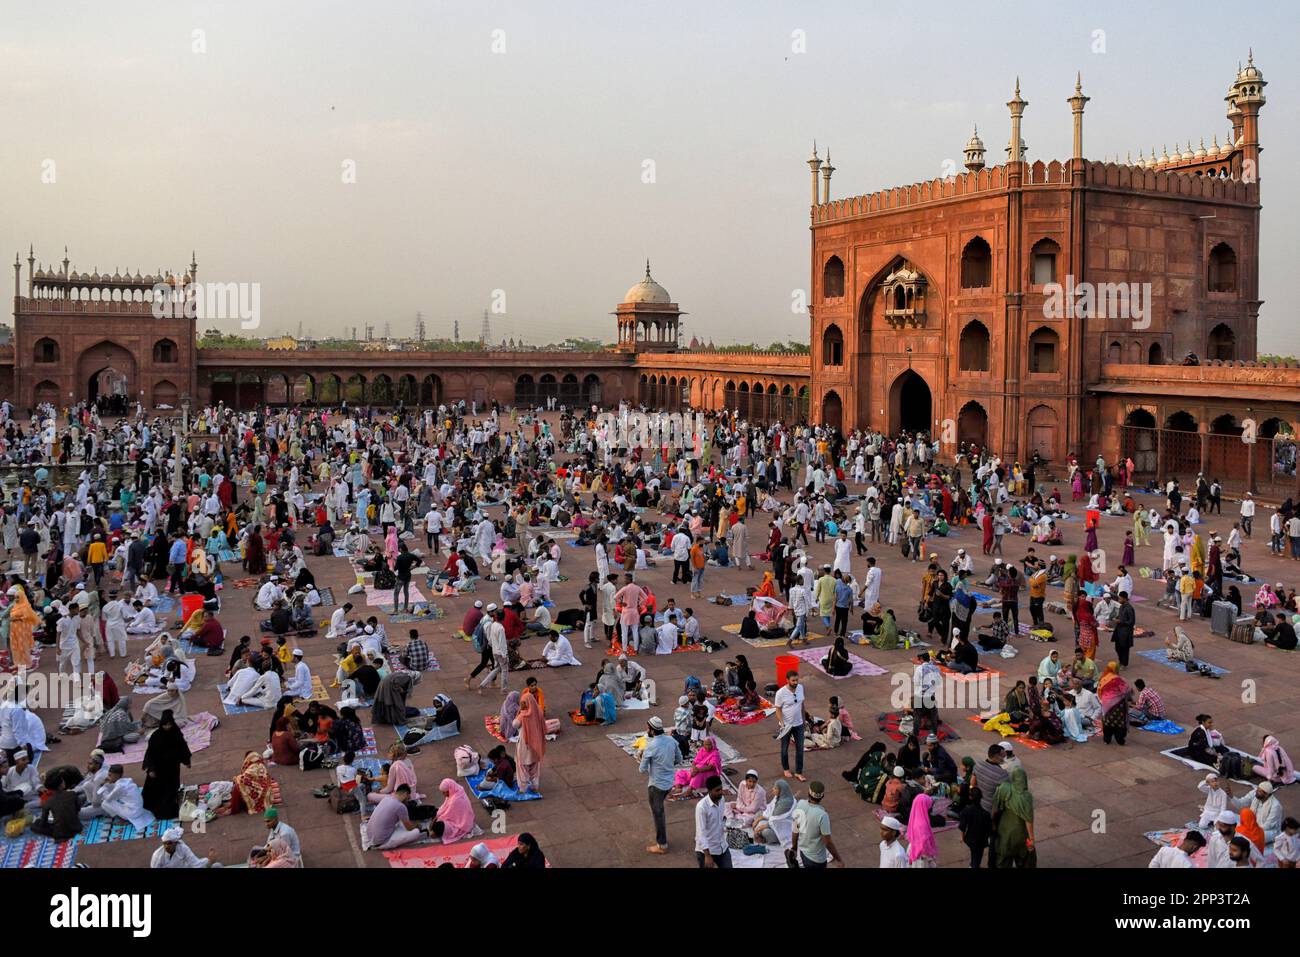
{"left": 230, "top": 751, "right": 276, "bottom": 814}
{"left": 1096, "top": 661, "right": 1130, "bottom": 745}
{"left": 207, "top": 527, "right": 238, "bottom": 564}
{"left": 1237, "top": 808, "right": 1267, "bottom": 853}
{"left": 1027, "top": 700, "right": 1065, "bottom": 745}
{"left": 907, "top": 792, "right": 939, "bottom": 867}
{"left": 672, "top": 735, "right": 722, "bottom": 795}
{"left": 869, "top": 609, "right": 899, "bottom": 650}
{"left": 433, "top": 778, "right": 478, "bottom": 843}
{"left": 992, "top": 767, "right": 1035, "bottom": 867}
{"left": 512, "top": 692, "right": 547, "bottom": 793}
{"left": 1074, "top": 595, "right": 1098, "bottom": 660}
{"left": 755, "top": 571, "right": 777, "bottom": 599}
{"left": 6, "top": 586, "right": 39, "bottom": 670}
{"left": 1254, "top": 734, "right": 1297, "bottom": 785}
{"left": 384, "top": 525, "right": 399, "bottom": 569}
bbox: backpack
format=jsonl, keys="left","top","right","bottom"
{"left": 329, "top": 786, "right": 360, "bottom": 815}
{"left": 299, "top": 742, "right": 327, "bottom": 771}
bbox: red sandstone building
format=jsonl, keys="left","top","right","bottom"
{"left": 6, "top": 57, "right": 1298, "bottom": 495}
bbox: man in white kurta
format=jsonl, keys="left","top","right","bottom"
{"left": 285, "top": 650, "right": 313, "bottom": 699}
{"left": 151, "top": 828, "right": 210, "bottom": 868}
{"left": 93, "top": 768, "right": 155, "bottom": 829}
{"left": 222, "top": 665, "right": 263, "bottom": 705}
{"left": 833, "top": 533, "right": 852, "bottom": 577}
{"left": 102, "top": 595, "right": 129, "bottom": 658}
{"left": 237, "top": 669, "right": 282, "bottom": 710}
{"left": 542, "top": 634, "right": 580, "bottom": 667}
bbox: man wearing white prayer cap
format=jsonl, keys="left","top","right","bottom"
{"left": 1206, "top": 810, "right": 1240, "bottom": 869}
{"left": 150, "top": 826, "right": 212, "bottom": 868}
{"left": 879, "top": 816, "right": 909, "bottom": 868}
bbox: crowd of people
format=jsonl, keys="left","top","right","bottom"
{"left": 0, "top": 391, "right": 1294, "bottom": 869}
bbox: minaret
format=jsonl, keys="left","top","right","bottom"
{"left": 61, "top": 246, "right": 70, "bottom": 276}
{"left": 963, "top": 125, "right": 986, "bottom": 172}
{"left": 821, "top": 148, "right": 835, "bottom": 204}
{"left": 26, "top": 245, "right": 34, "bottom": 297}
{"left": 807, "top": 142, "right": 822, "bottom": 208}
{"left": 1067, "top": 72, "right": 1089, "bottom": 161}
{"left": 1007, "top": 77, "right": 1028, "bottom": 166}
{"left": 189, "top": 250, "right": 198, "bottom": 286}
{"left": 1230, "top": 51, "right": 1266, "bottom": 175}
{"left": 13, "top": 253, "right": 20, "bottom": 300}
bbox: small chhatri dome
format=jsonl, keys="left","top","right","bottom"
{"left": 624, "top": 260, "right": 671, "bottom": 304}
{"left": 965, "top": 125, "right": 984, "bottom": 153}
{"left": 1238, "top": 49, "right": 1263, "bottom": 83}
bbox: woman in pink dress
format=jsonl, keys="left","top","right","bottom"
{"left": 672, "top": 736, "right": 722, "bottom": 794}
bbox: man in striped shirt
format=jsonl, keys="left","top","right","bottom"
{"left": 1131, "top": 679, "right": 1165, "bottom": 725}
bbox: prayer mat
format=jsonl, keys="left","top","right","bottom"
{"left": 1160, "top": 745, "right": 1258, "bottom": 781}
{"left": 332, "top": 546, "right": 353, "bottom": 558}
{"left": 316, "top": 587, "right": 336, "bottom": 607}
{"left": 877, "top": 711, "right": 959, "bottom": 744}
{"left": 714, "top": 696, "right": 776, "bottom": 725}
{"left": 790, "top": 646, "right": 888, "bottom": 678}
{"left": 359, "top": 726, "right": 379, "bottom": 757}
{"left": 938, "top": 663, "right": 1004, "bottom": 682}
{"left": 483, "top": 715, "right": 509, "bottom": 743}
{"left": 394, "top": 708, "right": 460, "bottom": 747}
{"left": 964, "top": 714, "right": 1052, "bottom": 751}
{"left": 847, "top": 630, "right": 931, "bottom": 650}
{"left": 364, "top": 583, "right": 427, "bottom": 607}
{"left": 0, "top": 833, "right": 79, "bottom": 868}
{"left": 383, "top": 648, "right": 440, "bottom": 673}
{"left": 608, "top": 731, "right": 748, "bottom": 767}
{"left": 385, "top": 833, "right": 549, "bottom": 868}
{"left": 1136, "top": 719, "right": 1185, "bottom": 735}
{"left": 513, "top": 657, "right": 551, "bottom": 671}
{"left": 381, "top": 603, "right": 446, "bottom": 622}
{"left": 80, "top": 815, "right": 176, "bottom": 846}
{"left": 1137, "top": 648, "right": 1229, "bottom": 676}
{"left": 96, "top": 712, "right": 219, "bottom": 763}
{"left": 806, "top": 728, "right": 863, "bottom": 751}
{"left": 872, "top": 795, "right": 959, "bottom": 833}
{"left": 230, "top": 577, "right": 258, "bottom": 588}
{"left": 218, "top": 683, "right": 277, "bottom": 714}
{"left": 467, "top": 766, "right": 542, "bottom": 801}
{"left": 712, "top": 594, "right": 754, "bottom": 606}
{"left": 0, "top": 647, "right": 43, "bottom": 673}
{"left": 155, "top": 595, "right": 180, "bottom": 616}
{"left": 301, "top": 675, "right": 332, "bottom": 703}
{"left": 1142, "top": 827, "right": 1210, "bottom": 866}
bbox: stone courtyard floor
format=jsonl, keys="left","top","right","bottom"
{"left": 44, "top": 463, "right": 1300, "bottom": 868}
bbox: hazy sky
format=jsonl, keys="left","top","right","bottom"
{"left": 1, "top": 1, "right": 1294, "bottom": 351}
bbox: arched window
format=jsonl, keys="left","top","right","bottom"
{"left": 1208, "top": 242, "right": 1237, "bottom": 293}
{"left": 821, "top": 323, "right": 844, "bottom": 367}
{"left": 153, "top": 338, "right": 178, "bottom": 363}
{"left": 1107, "top": 340, "right": 1122, "bottom": 363}
{"left": 1124, "top": 408, "right": 1156, "bottom": 428}
{"left": 960, "top": 237, "right": 992, "bottom": 289}
{"left": 1208, "top": 323, "right": 1236, "bottom": 361}
{"left": 1210, "top": 413, "right": 1242, "bottom": 436}
{"left": 33, "top": 337, "right": 59, "bottom": 363}
{"left": 958, "top": 320, "right": 990, "bottom": 371}
{"left": 822, "top": 256, "right": 845, "bottom": 299}
{"left": 1030, "top": 238, "right": 1060, "bottom": 286}
{"left": 1165, "top": 410, "right": 1197, "bottom": 432}
{"left": 1148, "top": 342, "right": 1164, "bottom": 365}
{"left": 1028, "top": 326, "right": 1059, "bottom": 373}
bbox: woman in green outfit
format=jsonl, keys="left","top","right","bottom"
{"left": 992, "top": 767, "right": 1036, "bottom": 867}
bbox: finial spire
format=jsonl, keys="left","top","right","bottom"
{"left": 1075, "top": 71, "right": 1082, "bottom": 93}
{"left": 645, "top": 259, "right": 651, "bottom": 279}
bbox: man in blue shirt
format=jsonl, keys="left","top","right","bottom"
{"left": 833, "top": 572, "right": 853, "bottom": 638}
{"left": 167, "top": 535, "right": 188, "bottom": 594}
{"left": 638, "top": 716, "right": 681, "bottom": 855}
